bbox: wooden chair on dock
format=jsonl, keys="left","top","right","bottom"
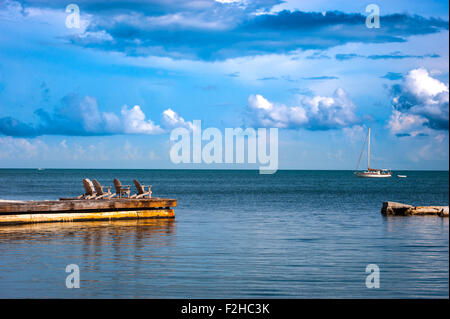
{"left": 92, "top": 179, "right": 114, "bottom": 199}
{"left": 60, "top": 178, "right": 96, "bottom": 200}
{"left": 131, "top": 179, "right": 152, "bottom": 199}
{"left": 80, "top": 178, "right": 97, "bottom": 199}
{"left": 113, "top": 178, "right": 131, "bottom": 198}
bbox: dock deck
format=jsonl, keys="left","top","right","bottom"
{"left": 0, "top": 198, "right": 177, "bottom": 225}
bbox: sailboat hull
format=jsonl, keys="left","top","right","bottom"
{"left": 355, "top": 171, "right": 392, "bottom": 178}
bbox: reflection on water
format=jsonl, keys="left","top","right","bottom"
{"left": 0, "top": 220, "right": 176, "bottom": 298}
{"left": 0, "top": 219, "right": 176, "bottom": 246}
{"left": 379, "top": 216, "right": 449, "bottom": 298}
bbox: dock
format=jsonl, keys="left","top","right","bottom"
{"left": 0, "top": 198, "right": 177, "bottom": 226}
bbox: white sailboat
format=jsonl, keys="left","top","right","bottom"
{"left": 354, "top": 128, "right": 392, "bottom": 178}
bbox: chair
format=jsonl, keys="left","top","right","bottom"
{"left": 113, "top": 178, "right": 131, "bottom": 198}
{"left": 59, "top": 178, "right": 96, "bottom": 200}
{"left": 80, "top": 178, "right": 97, "bottom": 199}
{"left": 92, "top": 179, "right": 114, "bottom": 199}
{"left": 131, "top": 179, "right": 152, "bottom": 199}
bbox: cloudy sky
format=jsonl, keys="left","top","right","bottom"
{"left": 0, "top": 0, "right": 448, "bottom": 169}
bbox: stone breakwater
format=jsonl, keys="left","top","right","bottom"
{"left": 381, "top": 201, "right": 449, "bottom": 217}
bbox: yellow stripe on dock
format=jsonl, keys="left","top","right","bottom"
{"left": 0, "top": 209, "right": 175, "bottom": 226}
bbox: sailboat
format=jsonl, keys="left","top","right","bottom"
{"left": 354, "top": 128, "right": 392, "bottom": 178}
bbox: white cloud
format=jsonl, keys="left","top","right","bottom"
{"left": 387, "top": 110, "right": 428, "bottom": 137}
{"left": 388, "top": 68, "right": 449, "bottom": 135}
{"left": 343, "top": 125, "right": 365, "bottom": 142}
{"left": 405, "top": 68, "right": 447, "bottom": 97}
{"left": 247, "top": 88, "right": 358, "bottom": 130}
{"left": 162, "top": 108, "right": 194, "bottom": 130}
{"left": 248, "top": 94, "right": 272, "bottom": 111}
{"left": 50, "top": 96, "right": 164, "bottom": 135}
{"left": 0, "top": 137, "right": 47, "bottom": 159}
{"left": 247, "top": 94, "right": 308, "bottom": 128}
{"left": 0, "top": 0, "right": 24, "bottom": 20}
{"left": 146, "top": 13, "right": 228, "bottom": 30}
{"left": 0, "top": 94, "right": 186, "bottom": 136}
{"left": 120, "top": 105, "right": 164, "bottom": 134}
{"left": 76, "top": 30, "right": 113, "bottom": 43}
{"left": 303, "top": 88, "right": 358, "bottom": 129}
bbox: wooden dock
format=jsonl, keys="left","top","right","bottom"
{"left": 0, "top": 198, "right": 177, "bottom": 226}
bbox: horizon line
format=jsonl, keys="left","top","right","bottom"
{"left": 0, "top": 168, "right": 448, "bottom": 172}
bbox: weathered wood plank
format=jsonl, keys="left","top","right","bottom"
{"left": 0, "top": 198, "right": 177, "bottom": 214}
{"left": 0, "top": 209, "right": 175, "bottom": 225}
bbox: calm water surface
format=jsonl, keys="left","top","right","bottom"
{"left": 0, "top": 169, "right": 448, "bottom": 298}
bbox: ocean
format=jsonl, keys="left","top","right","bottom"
{"left": 0, "top": 169, "right": 448, "bottom": 298}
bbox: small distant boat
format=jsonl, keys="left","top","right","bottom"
{"left": 397, "top": 175, "right": 407, "bottom": 178}
{"left": 354, "top": 128, "right": 392, "bottom": 178}
{"left": 37, "top": 168, "right": 44, "bottom": 171}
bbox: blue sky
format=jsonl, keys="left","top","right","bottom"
{"left": 0, "top": 0, "right": 448, "bottom": 169}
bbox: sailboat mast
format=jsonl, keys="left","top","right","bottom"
{"left": 368, "top": 128, "right": 371, "bottom": 169}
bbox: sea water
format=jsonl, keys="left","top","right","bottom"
{"left": 0, "top": 169, "right": 448, "bottom": 298}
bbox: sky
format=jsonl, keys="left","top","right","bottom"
{"left": 0, "top": 0, "right": 448, "bottom": 170}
